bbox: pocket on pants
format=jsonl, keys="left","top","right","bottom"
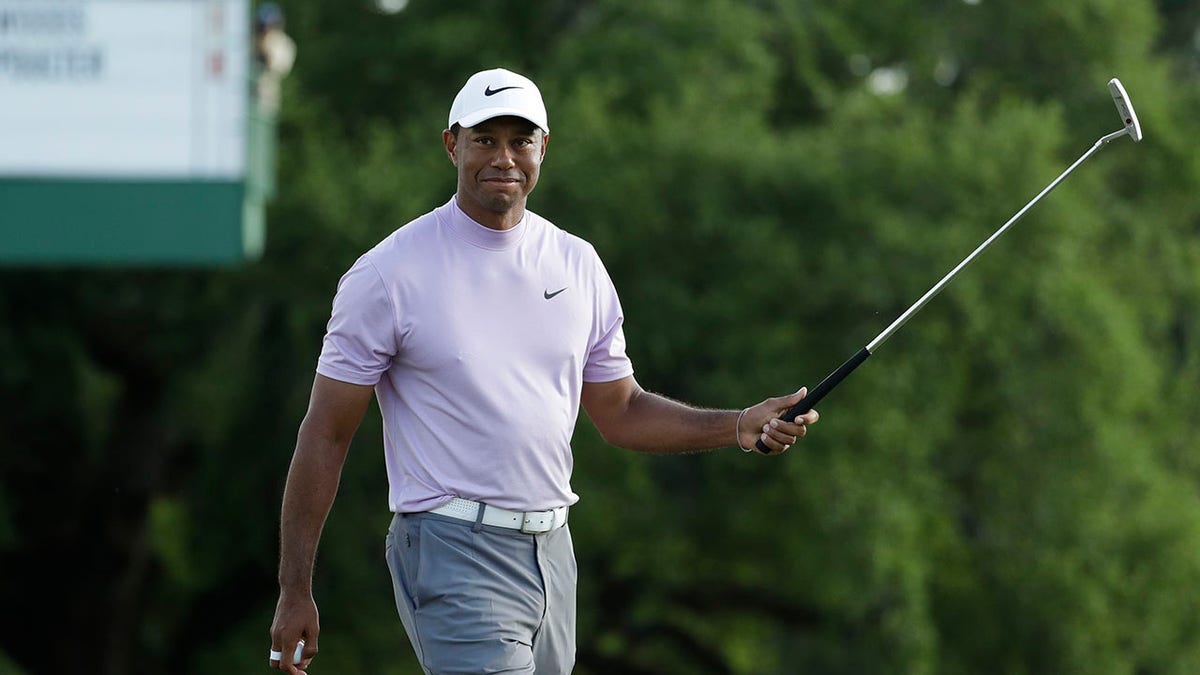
{"left": 413, "top": 516, "right": 543, "bottom": 629}
{"left": 386, "top": 516, "right": 423, "bottom": 607}
{"left": 408, "top": 517, "right": 541, "bottom": 674}
{"left": 413, "top": 518, "right": 490, "bottom": 614}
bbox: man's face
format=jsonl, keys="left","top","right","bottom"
{"left": 443, "top": 116, "right": 548, "bottom": 224}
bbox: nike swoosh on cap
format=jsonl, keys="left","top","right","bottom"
{"left": 544, "top": 287, "right": 567, "bottom": 300}
{"left": 484, "top": 85, "right": 523, "bottom": 96}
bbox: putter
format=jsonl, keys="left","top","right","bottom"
{"left": 757, "top": 78, "right": 1143, "bottom": 453}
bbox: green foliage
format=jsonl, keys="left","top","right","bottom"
{"left": 1, "top": 0, "right": 1199, "bottom": 673}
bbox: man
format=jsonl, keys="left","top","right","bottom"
{"left": 268, "top": 68, "right": 818, "bottom": 674}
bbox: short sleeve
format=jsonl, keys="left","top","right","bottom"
{"left": 316, "top": 254, "right": 398, "bottom": 386}
{"left": 582, "top": 252, "right": 635, "bottom": 383}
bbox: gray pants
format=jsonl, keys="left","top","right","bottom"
{"left": 385, "top": 512, "right": 577, "bottom": 674}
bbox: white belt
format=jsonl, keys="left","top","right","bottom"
{"left": 429, "top": 497, "right": 568, "bottom": 534}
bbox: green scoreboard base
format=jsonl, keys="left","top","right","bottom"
{"left": 0, "top": 179, "right": 263, "bottom": 266}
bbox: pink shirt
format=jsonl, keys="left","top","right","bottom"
{"left": 317, "top": 197, "right": 634, "bottom": 512}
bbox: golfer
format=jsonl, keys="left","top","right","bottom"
{"left": 268, "top": 67, "right": 819, "bottom": 674}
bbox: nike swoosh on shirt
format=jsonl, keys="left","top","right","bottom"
{"left": 484, "top": 85, "right": 522, "bottom": 96}
{"left": 544, "top": 287, "right": 567, "bottom": 300}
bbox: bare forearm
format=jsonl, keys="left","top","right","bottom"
{"left": 278, "top": 428, "right": 349, "bottom": 592}
{"left": 582, "top": 376, "right": 818, "bottom": 455}
{"left": 601, "top": 389, "right": 739, "bottom": 454}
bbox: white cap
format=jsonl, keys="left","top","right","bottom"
{"left": 448, "top": 68, "right": 548, "bottom": 133}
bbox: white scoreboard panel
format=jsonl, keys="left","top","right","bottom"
{"left": 0, "top": 0, "right": 250, "bottom": 179}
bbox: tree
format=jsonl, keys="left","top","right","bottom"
{"left": 1, "top": 0, "right": 1198, "bottom": 673}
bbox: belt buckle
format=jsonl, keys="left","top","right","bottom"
{"left": 520, "top": 509, "right": 554, "bottom": 534}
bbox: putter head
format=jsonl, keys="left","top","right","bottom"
{"left": 1107, "top": 78, "right": 1143, "bottom": 142}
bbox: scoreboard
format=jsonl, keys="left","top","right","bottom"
{"left": 0, "top": 0, "right": 262, "bottom": 265}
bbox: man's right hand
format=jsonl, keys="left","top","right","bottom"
{"left": 269, "top": 592, "right": 319, "bottom": 672}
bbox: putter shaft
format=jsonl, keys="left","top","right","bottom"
{"left": 755, "top": 126, "right": 1131, "bottom": 453}
{"left": 867, "top": 127, "right": 1128, "bottom": 353}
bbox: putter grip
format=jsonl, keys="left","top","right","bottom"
{"left": 754, "top": 346, "right": 872, "bottom": 453}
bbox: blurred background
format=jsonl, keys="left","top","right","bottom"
{"left": 1, "top": 0, "right": 1199, "bottom": 673}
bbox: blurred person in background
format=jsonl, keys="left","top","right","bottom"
{"left": 253, "top": 2, "right": 295, "bottom": 115}
{"left": 268, "top": 67, "right": 819, "bottom": 674}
